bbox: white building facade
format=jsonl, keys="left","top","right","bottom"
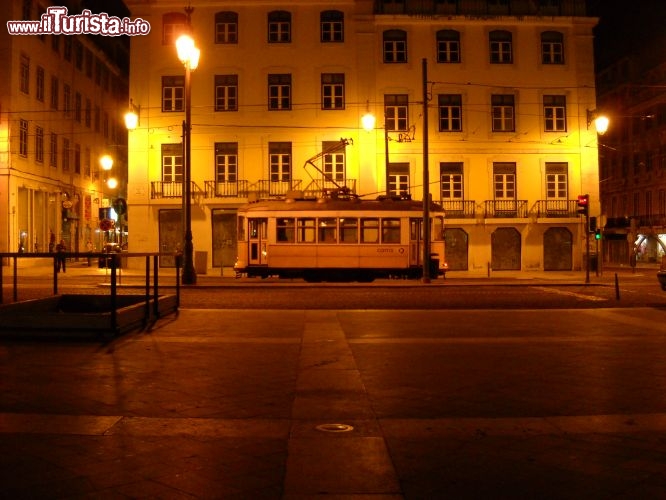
{"left": 0, "top": 0, "right": 129, "bottom": 257}
{"left": 125, "top": 0, "right": 600, "bottom": 275}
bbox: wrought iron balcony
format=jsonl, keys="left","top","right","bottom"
{"left": 440, "top": 200, "right": 477, "bottom": 218}
{"left": 484, "top": 200, "right": 528, "bottom": 218}
{"left": 303, "top": 178, "right": 357, "bottom": 198}
{"left": 530, "top": 200, "right": 579, "bottom": 218}
{"left": 203, "top": 180, "right": 249, "bottom": 198}
{"left": 150, "top": 181, "right": 201, "bottom": 200}
{"left": 254, "top": 179, "right": 303, "bottom": 199}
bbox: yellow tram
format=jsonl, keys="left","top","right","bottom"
{"left": 234, "top": 191, "right": 447, "bottom": 282}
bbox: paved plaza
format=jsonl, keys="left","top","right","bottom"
{"left": 1, "top": 304, "right": 666, "bottom": 498}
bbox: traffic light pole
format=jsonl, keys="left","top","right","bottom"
{"left": 585, "top": 212, "right": 590, "bottom": 284}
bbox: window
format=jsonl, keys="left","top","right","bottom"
{"left": 63, "top": 84, "right": 71, "bottom": 116}
{"left": 489, "top": 30, "right": 512, "bottom": 64}
{"left": 64, "top": 36, "right": 72, "bottom": 62}
{"left": 50, "top": 76, "right": 58, "bottom": 109}
{"left": 162, "top": 76, "right": 184, "bottom": 112}
{"left": 438, "top": 94, "right": 462, "bottom": 131}
{"left": 214, "top": 74, "right": 238, "bottom": 111}
{"left": 321, "top": 10, "right": 343, "bottom": 42}
{"left": 297, "top": 218, "right": 316, "bottom": 243}
{"left": 436, "top": 30, "right": 460, "bottom": 63}
{"left": 62, "top": 137, "right": 70, "bottom": 171}
{"left": 323, "top": 141, "right": 346, "bottom": 183}
{"left": 74, "top": 92, "right": 82, "bottom": 122}
{"left": 74, "top": 143, "right": 81, "bottom": 174}
{"left": 215, "top": 11, "right": 238, "bottom": 44}
{"left": 382, "top": 218, "right": 401, "bottom": 243}
{"left": 383, "top": 29, "right": 407, "bottom": 63}
{"left": 491, "top": 94, "right": 515, "bottom": 132}
{"left": 321, "top": 73, "right": 345, "bottom": 110}
{"left": 541, "top": 31, "right": 564, "bottom": 64}
{"left": 20, "top": 55, "right": 29, "bottom": 94}
{"left": 51, "top": 35, "right": 59, "bottom": 54}
{"left": 543, "top": 95, "right": 566, "bottom": 132}
{"left": 84, "top": 147, "right": 91, "bottom": 177}
{"left": 440, "top": 162, "right": 463, "bottom": 199}
{"left": 493, "top": 163, "right": 516, "bottom": 200}
{"left": 36, "top": 66, "right": 44, "bottom": 102}
{"left": 385, "top": 94, "right": 409, "bottom": 131}
{"left": 361, "top": 218, "right": 379, "bottom": 243}
{"left": 163, "top": 12, "right": 187, "bottom": 45}
{"left": 161, "top": 144, "right": 183, "bottom": 182}
{"left": 85, "top": 98, "right": 91, "bottom": 127}
{"left": 35, "top": 126, "right": 44, "bottom": 163}
{"left": 277, "top": 218, "right": 295, "bottom": 242}
{"left": 269, "top": 142, "right": 291, "bottom": 182}
{"left": 19, "top": 119, "right": 28, "bottom": 157}
{"left": 545, "top": 162, "right": 567, "bottom": 199}
{"left": 215, "top": 142, "right": 238, "bottom": 183}
{"left": 22, "top": 0, "right": 31, "bottom": 20}
{"left": 268, "top": 74, "right": 291, "bottom": 110}
{"left": 85, "top": 49, "right": 93, "bottom": 78}
{"left": 74, "top": 40, "right": 83, "bottom": 71}
{"left": 340, "top": 218, "right": 358, "bottom": 243}
{"left": 318, "top": 218, "right": 337, "bottom": 243}
{"left": 94, "top": 105, "right": 100, "bottom": 132}
{"left": 268, "top": 11, "right": 291, "bottom": 43}
{"left": 388, "top": 162, "right": 410, "bottom": 196}
{"left": 49, "top": 133, "right": 57, "bottom": 168}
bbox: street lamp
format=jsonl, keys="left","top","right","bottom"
{"left": 361, "top": 110, "right": 390, "bottom": 196}
{"left": 587, "top": 109, "right": 609, "bottom": 135}
{"left": 176, "top": 32, "right": 199, "bottom": 285}
{"left": 124, "top": 99, "right": 140, "bottom": 131}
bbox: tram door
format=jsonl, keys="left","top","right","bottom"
{"left": 248, "top": 218, "right": 267, "bottom": 265}
{"left": 409, "top": 218, "right": 423, "bottom": 267}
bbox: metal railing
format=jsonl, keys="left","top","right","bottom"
{"left": 483, "top": 200, "right": 528, "bottom": 218}
{"left": 0, "top": 252, "right": 181, "bottom": 334}
{"left": 204, "top": 179, "right": 249, "bottom": 198}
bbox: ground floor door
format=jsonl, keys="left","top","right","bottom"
{"left": 543, "top": 227, "right": 573, "bottom": 271}
{"left": 158, "top": 209, "right": 182, "bottom": 268}
{"left": 491, "top": 227, "right": 521, "bottom": 270}
{"left": 212, "top": 210, "right": 237, "bottom": 268}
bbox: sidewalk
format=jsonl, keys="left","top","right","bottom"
{"left": 2, "top": 258, "right": 659, "bottom": 287}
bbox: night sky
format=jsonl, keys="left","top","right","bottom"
{"left": 589, "top": 0, "right": 666, "bottom": 70}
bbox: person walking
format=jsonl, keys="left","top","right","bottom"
{"left": 56, "top": 239, "right": 67, "bottom": 272}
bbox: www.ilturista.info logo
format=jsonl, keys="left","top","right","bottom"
{"left": 7, "top": 6, "right": 150, "bottom": 36}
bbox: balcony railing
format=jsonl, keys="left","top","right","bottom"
{"left": 530, "top": 200, "right": 579, "bottom": 218}
{"left": 484, "top": 200, "right": 528, "bottom": 218}
{"left": 303, "top": 178, "right": 357, "bottom": 198}
{"left": 254, "top": 179, "right": 303, "bottom": 198}
{"left": 440, "top": 200, "right": 476, "bottom": 218}
{"left": 203, "top": 180, "right": 249, "bottom": 198}
{"left": 150, "top": 181, "right": 201, "bottom": 200}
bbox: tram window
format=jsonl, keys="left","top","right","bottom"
{"left": 318, "top": 217, "right": 337, "bottom": 243}
{"left": 277, "top": 217, "right": 295, "bottom": 242}
{"left": 361, "top": 218, "right": 379, "bottom": 243}
{"left": 297, "top": 218, "right": 316, "bottom": 243}
{"left": 340, "top": 217, "right": 358, "bottom": 243}
{"left": 238, "top": 216, "right": 246, "bottom": 239}
{"left": 249, "top": 219, "right": 259, "bottom": 238}
{"left": 433, "top": 217, "right": 444, "bottom": 241}
{"left": 381, "top": 218, "right": 401, "bottom": 243}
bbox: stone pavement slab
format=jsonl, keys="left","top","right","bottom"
{"left": 1, "top": 307, "right": 666, "bottom": 498}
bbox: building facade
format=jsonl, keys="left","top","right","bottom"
{"left": 0, "top": 0, "right": 129, "bottom": 257}
{"left": 125, "top": 0, "right": 600, "bottom": 275}
{"left": 597, "top": 57, "right": 666, "bottom": 266}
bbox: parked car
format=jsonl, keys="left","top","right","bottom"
{"left": 98, "top": 242, "right": 122, "bottom": 268}
{"left": 658, "top": 255, "right": 666, "bottom": 291}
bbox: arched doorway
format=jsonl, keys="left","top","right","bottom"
{"left": 543, "top": 227, "right": 572, "bottom": 271}
{"left": 491, "top": 227, "right": 521, "bottom": 270}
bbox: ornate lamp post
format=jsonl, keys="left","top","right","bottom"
{"left": 175, "top": 32, "right": 200, "bottom": 285}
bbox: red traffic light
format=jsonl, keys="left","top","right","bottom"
{"left": 577, "top": 194, "right": 589, "bottom": 215}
